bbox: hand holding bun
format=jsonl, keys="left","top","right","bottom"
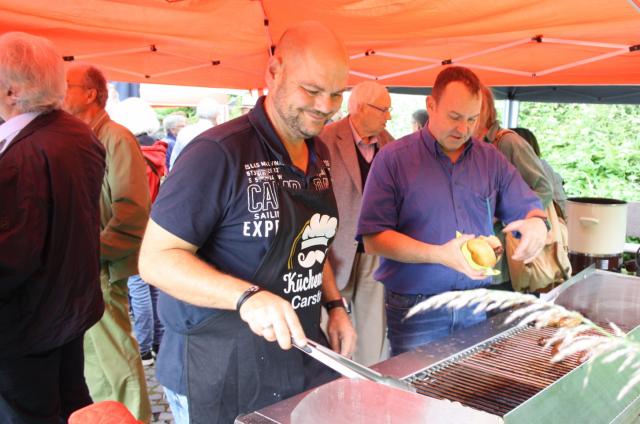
{"left": 466, "top": 238, "right": 497, "bottom": 267}
{"left": 458, "top": 233, "right": 503, "bottom": 276}
{"left": 477, "top": 235, "right": 504, "bottom": 262}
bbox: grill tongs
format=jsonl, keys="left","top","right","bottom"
{"left": 294, "top": 339, "right": 416, "bottom": 393}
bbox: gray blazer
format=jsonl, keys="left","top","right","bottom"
{"left": 320, "top": 117, "right": 394, "bottom": 290}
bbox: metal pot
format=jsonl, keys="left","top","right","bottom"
{"left": 567, "top": 197, "right": 627, "bottom": 273}
{"left": 567, "top": 197, "right": 627, "bottom": 255}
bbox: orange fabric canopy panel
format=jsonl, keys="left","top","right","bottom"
{"left": 1, "top": 0, "right": 638, "bottom": 89}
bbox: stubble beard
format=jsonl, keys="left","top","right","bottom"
{"left": 273, "top": 88, "right": 327, "bottom": 141}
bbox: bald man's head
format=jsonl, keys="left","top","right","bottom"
{"left": 265, "top": 21, "right": 349, "bottom": 143}
{"left": 275, "top": 21, "right": 348, "bottom": 69}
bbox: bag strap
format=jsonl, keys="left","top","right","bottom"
{"left": 492, "top": 128, "right": 515, "bottom": 148}
{"left": 144, "top": 156, "right": 160, "bottom": 177}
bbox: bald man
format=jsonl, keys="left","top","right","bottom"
{"left": 139, "top": 22, "right": 355, "bottom": 423}
{"left": 321, "top": 81, "right": 394, "bottom": 366}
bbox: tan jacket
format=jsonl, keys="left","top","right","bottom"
{"left": 320, "top": 117, "right": 394, "bottom": 290}
{"left": 90, "top": 110, "right": 150, "bottom": 282}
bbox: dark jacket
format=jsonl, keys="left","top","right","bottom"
{"left": 0, "top": 110, "right": 106, "bottom": 358}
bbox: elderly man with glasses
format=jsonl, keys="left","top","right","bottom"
{"left": 320, "top": 81, "right": 394, "bottom": 366}
{"left": 64, "top": 63, "right": 151, "bottom": 423}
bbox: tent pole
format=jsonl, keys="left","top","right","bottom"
{"left": 503, "top": 99, "right": 520, "bottom": 128}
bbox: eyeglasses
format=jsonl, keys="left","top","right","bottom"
{"left": 367, "top": 103, "right": 392, "bottom": 114}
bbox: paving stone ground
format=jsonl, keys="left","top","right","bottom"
{"left": 144, "top": 361, "right": 174, "bottom": 424}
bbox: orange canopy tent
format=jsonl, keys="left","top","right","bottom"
{"left": 1, "top": 0, "right": 639, "bottom": 90}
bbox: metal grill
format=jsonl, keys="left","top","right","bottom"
{"left": 408, "top": 325, "right": 584, "bottom": 417}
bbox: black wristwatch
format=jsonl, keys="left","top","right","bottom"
{"left": 324, "top": 297, "right": 349, "bottom": 313}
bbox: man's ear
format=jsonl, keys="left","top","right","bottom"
{"left": 86, "top": 87, "right": 98, "bottom": 105}
{"left": 426, "top": 95, "right": 436, "bottom": 114}
{"left": 6, "top": 87, "right": 19, "bottom": 106}
{"left": 265, "top": 55, "right": 283, "bottom": 88}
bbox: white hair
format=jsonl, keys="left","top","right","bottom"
{"left": 110, "top": 97, "right": 159, "bottom": 136}
{"left": 0, "top": 32, "right": 65, "bottom": 114}
{"left": 196, "top": 98, "right": 221, "bottom": 120}
{"left": 347, "top": 81, "right": 389, "bottom": 115}
{"left": 163, "top": 113, "right": 187, "bottom": 131}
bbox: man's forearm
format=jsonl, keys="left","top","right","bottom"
{"left": 363, "top": 230, "right": 440, "bottom": 264}
{"left": 139, "top": 245, "right": 253, "bottom": 310}
{"left": 321, "top": 260, "right": 341, "bottom": 302}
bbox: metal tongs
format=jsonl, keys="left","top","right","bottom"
{"left": 294, "top": 339, "right": 416, "bottom": 393}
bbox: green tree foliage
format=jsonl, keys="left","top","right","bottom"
{"left": 518, "top": 103, "right": 640, "bottom": 201}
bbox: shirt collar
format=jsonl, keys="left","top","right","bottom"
{"left": 0, "top": 111, "right": 41, "bottom": 144}
{"left": 247, "top": 96, "right": 322, "bottom": 174}
{"left": 88, "top": 109, "right": 111, "bottom": 133}
{"left": 420, "top": 122, "right": 474, "bottom": 161}
{"left": 348, "top": 115, "right": 379, "bottom": 146}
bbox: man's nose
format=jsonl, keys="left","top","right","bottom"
{"left": 315, "top": 94, "right": 338, "bottom": 115}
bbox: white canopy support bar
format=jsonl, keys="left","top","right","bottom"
{"left": 373, "top": 51, "right": 441, "bottom": 63}
{"left": 377, "top": 62, "right": 442, "bottom": 80}
{"left": 349, "top": 70, "right": 378, "bottom": 80}
{"left": 73, "top": 46, "right": 154, "bottom": 61}
{"left": 158, "top": 50, "right": 208, "bottom": 63}
{"left": 98, "top": 64, "right": 147, "bottom": 79}
{"left": 347, "top": 35, "right": 636, "bottom": 82}
{"left": 452, "top": 38, "right": 533, "bottom": 63}
{"left": 535, "top": 48, "right": 630, "bottom": 77}
{"left": 541, "top": 37, "right": 628, "bottom": 50}
{"left": 350, "top": 52, "right": 369, "bottom": 60}
{"left": 152, "top": 63, "right": 218, "bottom": 79}
{"left": 462, "top": 63, "right": 533, "bottom": 77}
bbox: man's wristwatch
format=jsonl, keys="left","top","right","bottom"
{"left": 324, "top": 297, "right": 350, "bottom": 313}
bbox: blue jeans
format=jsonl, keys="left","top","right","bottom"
{"left": 385, "top": 289, "right": 487, "bottom": 357}
{"left": 163, "top": 386, "right": 189, "bottom": 424}
{"left": 127, "top": 275, "right": 164, "bottom": 354}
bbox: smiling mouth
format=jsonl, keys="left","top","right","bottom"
{"left": 305, "top": 110, "right": 328, "bottom": 121}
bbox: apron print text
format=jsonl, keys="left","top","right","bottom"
{"left": 285, "top": 213, "right": 337, "bottom": 310}
{"left": 243, "top": 160, "right": 289, "bottom": 238}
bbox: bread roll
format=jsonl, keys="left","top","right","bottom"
{"left": 466, "top": 238, "right": 498, "bottom": 268}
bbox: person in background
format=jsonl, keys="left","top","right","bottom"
{"left": 474, "top": 84, "right": 553, "bottom": 289}
{"left": 0, "top": 32, "right": 105, "bottom": 423}
{"left": 111, "top": 97, "right": 167, "bottom": 366}
{"left": 357, "top": 66, "right": 548, "bottom": 356}
{"left": 110, "top": 97, "right": 159, "bottom": 146}
{"left": 511, "top": 127, "right": 568, "bottom": 218}
{"left": 320, "top": 81, "right": 394, "bottom": 366}
{"left": 138, "top": 21, "right": 355, "bottom": 423}
{"left": 169, "top": 97, "right": 221, "bottom": 170}
{"left": 162, "top": 112, "right": 186, "bottom": 170}
{"left": 64, "top": 63, "right": 151, "bottom": 423}
{"left": 411, "top": 108, "right": 428, "bottom": 132}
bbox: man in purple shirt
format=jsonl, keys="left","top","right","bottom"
{"left": 357, "top": 66, "right": 548, "bottom": 356}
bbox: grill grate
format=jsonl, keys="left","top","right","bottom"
{"left": 409, "top": 326, "right": 585, "bottom": 416}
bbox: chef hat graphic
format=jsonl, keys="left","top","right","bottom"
{"left": 289, "top": 214, "right": 338, "bottom": 269}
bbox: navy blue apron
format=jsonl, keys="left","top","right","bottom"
{"left": 184, "top": 141, "right": 339, "bottom": 423}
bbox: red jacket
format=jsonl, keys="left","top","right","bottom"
{"left": 140, "top": 140, "right": 167, "bottom": 202}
